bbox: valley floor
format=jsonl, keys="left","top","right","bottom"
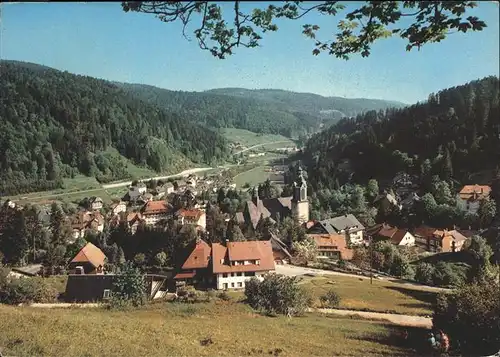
{"left": 0, "top": 302, "right": 428, "bottom": 357}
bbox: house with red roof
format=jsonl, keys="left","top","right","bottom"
{"left": 141, "top": 200, "right": 174, "bottom": 226}
{"left": 457, "top": 184, "right": 491, "bottom": 214}
{"left": 175, "top": 208, "right": 206, "bottom": 231}
{"left": 68, "top": 242, "right": 107, "bottom": 274}
{"left": 307, "top": 234, "right": 353, "bottom": 260}
{"left": 174, "top": 239, "right": 275, "bottom": 290}
{"left": 367, "top": 224, "right": 415, "bottom": 246}
{"left": 412, "top": 226, "right": 467, "bottom": 252}
{"left": 212, "top": 240, "right": 275, "bottom": 290}
{"left": 173, "top": 239, "right": 213, "bottom": 286}
{"left": 70, "top": 211, "right": 105, "bottom": 241}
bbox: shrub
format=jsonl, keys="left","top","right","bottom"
{"left": 175, "top": 287, "right": 208, "bottom": 303}
{"left": 244, "top": 274, "right": 309, "bottom": 317}
{"left": 433, "top": 278, "right": 500, "bottom": 355}
{"left": 0, "top": 277, "right": 59, "bottom": 305}
{"left": 319, "top": 289, "right": 341, "bottom": 308}
{"left": 415, "top": 262, "right": 435, "bottom": 285}
{"left": 217, "top": 291, "right": 232, "bottom": 301}
{"left": 433, "top": 261, "right": 465, "bottom": 287}
{"left": 110, "top": 262, "right": 147, "bottom": 308}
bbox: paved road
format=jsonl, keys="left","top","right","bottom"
{"left": 11, "top": 167, "right": 216, "bottom": 202}
{"left": 311, "top": 308, "right": 432, "bottom": 328}
{"left": 12, "top": 187, "right": 107, "bottom": 201}
{"left": 275, "top": 264, "right": 450, "bottom": 293}
{"left": 233, "top": 141, "right": 293, "bottom": 156}
{"left": 101, "top": 167, "right": 213, "bottom": 189}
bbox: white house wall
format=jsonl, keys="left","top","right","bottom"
{"left": 216, "top": 271, "right": 271, "bottom": 290}
{"left": 457, "top": 198, "right": 480, "bottom": 215}
{"left": 349, "top": 230, "right": 364, "bottom": 245}
{"left": 398, "top": 232, "right": 416, "bottom": 246}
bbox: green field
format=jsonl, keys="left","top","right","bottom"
{"left": 6, "top": 184, "right": 128, "bottom": 206}
{"left": 233, "top": 166, "right": 275, "bottom": 188}
{"left": 222, "top": 128, "right": 295, "bottom": 147}
{"left": 0, "top": 302, "right": 425, "bottom": 357}
{"left": 214, "top": 275, "right": 436, "bottom": 316}
{"left": 300, "top": 275, "right": 436, "bottom": 316}
{"left": 4, "top": 146, "right": 190, "bottom": 205}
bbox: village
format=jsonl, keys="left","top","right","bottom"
{"left": 1, "top": 164, "right": 494, "bottom": 304}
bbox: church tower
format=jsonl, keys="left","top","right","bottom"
{"left": 291, "top": 166, "right": 309, "bottom": 224}
{"left": 251, "top": 186, "right": 260, "bottom": 206}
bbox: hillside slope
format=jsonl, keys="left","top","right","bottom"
{"left": 302, "top": 76, "right": 500, "bottom": 190}
{"left": 206, "top": 88, "right": 406, "bottom": 118}
{"left": 116, "top": 83, "right": 404, "bottom": 137}
{"left": 0, "top": 60, "right": 229, "bottom": 195}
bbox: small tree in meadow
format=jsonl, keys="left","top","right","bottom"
{"left": 320, "top": 289, "right": 341, "bottom": 308}
{"left": 244, "top": 274, "right": 310, "bottom": 317}
{"left": 111, "top": 262, "right": 147, "bottom": 308}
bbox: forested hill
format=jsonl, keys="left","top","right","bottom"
{"left": 205, "top": 88, "right": 406, "bottom": 119}
{"left": 116, "top": 83, "right": 404, "bottom": 137}
{"left": 0, "top": 60, "right": 229, "bottom": 195}
{"left": 302, "top": 76, "right": 500, "bottom": 190}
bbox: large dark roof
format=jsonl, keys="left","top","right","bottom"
{"left": 243, "top": 197, "right": 292, "bottom": 229}
{"left": 314, "top": 214, "right": 365, "bottom": 234}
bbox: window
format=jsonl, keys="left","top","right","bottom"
{"left": 246, "top": 272, "right": 255, "bottom": 277}
{"left": 237, "top": 272, "right": 242, "bottom": 276}
{"left": 223, "top": 283, "right": 228, "bottom": 289}
{"left": 103, "top": 289, "right": 111, "bottom": 299}
{"left": 231, "top": 283, "right": 235, "bottom": 288}
{"left": 222, "top": 273, "right": 227, "bottom": 278}
{"left": 237, "top": 282, "right": 242, "bottom": 288}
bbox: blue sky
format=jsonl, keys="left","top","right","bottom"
{"left": 1, "top": 1, "right": 498, "bottom": 103}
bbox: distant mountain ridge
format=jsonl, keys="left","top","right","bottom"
{"left": 116, "top": 83, "right": 405, "bottom": 137}
{"left": 205, "top": 87, "right": 406, "bottom": 118}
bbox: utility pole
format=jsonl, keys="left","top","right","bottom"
{"left": 370, "top": 234, "right": 373, "bottom": 285}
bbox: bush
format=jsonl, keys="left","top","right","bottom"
{"left": 217, "top": 291, "right": 232, "bottom": 301}
{"left": 433, "top": 278, "right": 500, "bottom": 355}
{"left": 0, "top": 277, "right": 59, "bottom": 305}
{"left": 319, "top": 289, "right": 341, "bottom": 308}
{"left": 415, "top": 262, "right": 435, "bottom": 285}
{"left": 110, "top": 262, "right": 147, "bottom": 308}
{"left": 175, "top": 287, "right": 207, "bottom": 303}
{"left": 244, "top": 274, "right": 309, "bottom": 317}
{"left": 433, "top": 261, "right": 466, "bottom": 287}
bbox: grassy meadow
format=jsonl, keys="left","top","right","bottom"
{"left": 300, "top": 276, "right": 436, "bottom": 316}
{"left": 0, "top": 301, "right": 426, "bottom": 357}
{"left": 222, "top": 128, "right": 295, "bottom": 147}
{"left": 233, "top": 166, "right": 275, "bottom": 188}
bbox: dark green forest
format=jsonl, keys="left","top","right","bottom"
{"left": 205, "top": 88, "right": 405, "bottom": 118}
{"left": 116, "top": 83, "right": 404, "bottom": 137}
{"left": 0, "top": 61, "right": 229, "bottom": 195}
{"left": 303, "top": 76, "right": 500, "bottom": 190}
